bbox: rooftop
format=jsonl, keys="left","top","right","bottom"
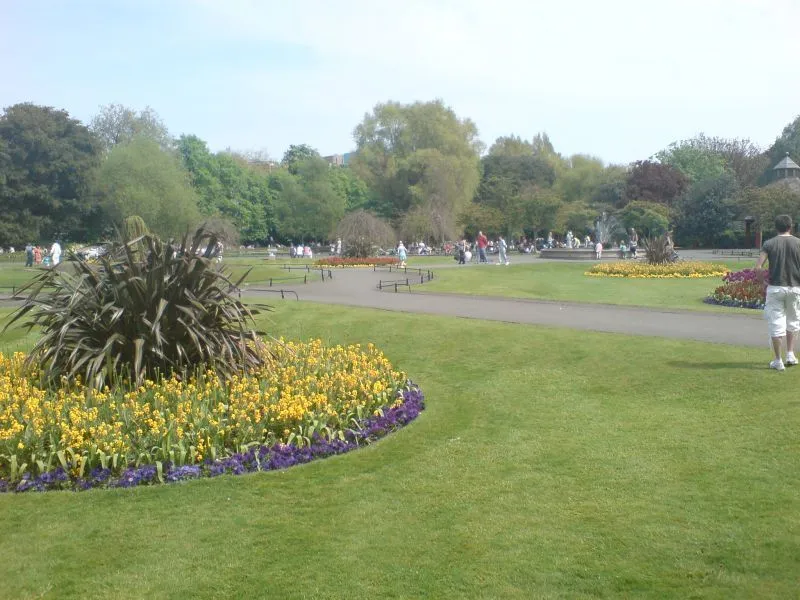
{"left": 773, "top": 152, "right": 800, "bottom": 171}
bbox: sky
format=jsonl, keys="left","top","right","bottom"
{"left": 2, "top": 0, "right": 799, "bottom": 164}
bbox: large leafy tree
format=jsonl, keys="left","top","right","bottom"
{"left": 351, "top": 100, "right": 481, "bottom": 241}
{"left": 766, "top": 115, "right": 800, "bottom": 176}
{"left": 271, "top": 157, "right": 345, "bottom": 242}
{"left": 742, "top": 184, "right": 800, "bottom": 235}
{"left": 618, "top": 201, "right": 669, "bottom": 237}
{"left": 625, "top": 160, "right": 688, "bottom": 207}
{"left": 0, "top": 103, "right": 103, "bottom": 245}
{"left": 90, "top": 104, "right": 173, "bottom": 152}
{"left": 656, "top": 134, "right": 767, "bottom": 187}
{"left": 281, "top": 144, "right": 321, "bottom": 174}
{"left": 674, "top": 173, "right": 738, "bottom": 246}
{"left": 177, "top": 135, "right": 274, "bottom": 244}
{"left": 97, "top": 137, "right": 200, "bottom": 238}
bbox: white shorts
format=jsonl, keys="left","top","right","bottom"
{"left": 764, "top": 285, "right": 800, "bottom": 337}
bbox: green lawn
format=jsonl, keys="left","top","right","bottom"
{"left": 0, "top": 302, "right": 797, "bottom": 599}
{"left": 421, "top": 260, "right": 758, "bottom": 313}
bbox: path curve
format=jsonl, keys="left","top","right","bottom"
{"left": 247, "top": 266, "right": 767, "bottom": 348}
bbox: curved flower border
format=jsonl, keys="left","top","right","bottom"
{"left": 1, "top": 384, "right": 425, "bottom": 493}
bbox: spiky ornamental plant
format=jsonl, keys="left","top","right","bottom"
{"left": 7, "top": 227, "right": 268, "bottom": 388}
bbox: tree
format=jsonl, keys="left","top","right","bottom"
{"left": 335, "top": 209, "right": 395, "bottom": 257}
{"left": 90, "top": 104, "right": 173, "bottom": 152}
{"left": 97, "top": 137, "right": 200, "bottom": 238}
{"left": 766, "top": 115, "right": 800, "bottom": 177}
{"left": 330, "top": 166, "right": 371, "bottom": 212}
{"left": 656, "top": 134, "right": 767, "bottom": 186}
{"left": 271, "top": 157, "right": 345, "bottom": 242}
{"left": 177, "top": 135, "right": 274, "bottom": 244}
{"left": 625, "top": 160, "right": 688, "bottom": 207}
{"left": 351, "top": 100, "right": 481, "bottom": 241}
{"left": 488, "top": 135, "right": 534, "bottom": 157}
{"left": 674, "top": 173, "right": 738, "bottom": 246}
{"left": 0, "top": 103, "right": 103, "bottom": 245}
{"left": 281, "top": 144, "right": 320, "bottom": 174}
{"left": 618, "top": 201, "right": 669, "bottom": 237}
{"left": 742, "top": 185, "right": 800, "bottom": 236}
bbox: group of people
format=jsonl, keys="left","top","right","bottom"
{"left": 24, "top": 241, "right": 61, "bottom": 267}
{"left": 452, "top": 231, "right": 510, "bottom": 266}
{"left": 289, "top": 244, "right": 314, "bottom": 259}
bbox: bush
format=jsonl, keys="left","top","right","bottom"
{"left": 7, "top": 227, "right": 266, "bottom": 388}
{"left": 705, "top": 268, "right": 766, "bottom": 309}
{"left": 641, "top": 235, "right": 676, "bottom": 264}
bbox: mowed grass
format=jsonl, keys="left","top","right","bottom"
{"left": 0, "top": 303, "right": 798, "bottom": 598}
{"left": 422, "top": 260, "right": 756, "bottom": 312}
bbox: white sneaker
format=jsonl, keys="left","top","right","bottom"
{"left": 770, "top": 359, "right": 786, "bottom": 371}
{"left": 786, "top": 353, "right": 798, "bottom": 366}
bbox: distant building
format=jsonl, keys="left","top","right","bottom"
{"left": 323, "top": 152, "right": 356, "bottom": 167}
{"left": 769, "top": 152, "right": 800, "bottom": 193}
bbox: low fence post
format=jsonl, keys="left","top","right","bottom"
{"left": 394, "top": 283, "right": 398, "bottom": 293}
{"left": 269, "top": 278, "right": 273, "bottom": 287}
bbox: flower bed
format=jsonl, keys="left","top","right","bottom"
{"left": 0, "top": 340, "right": 424, "bottom": 492}
{"left": 704, "top": 268, "right": 766, "bottom": 309}
{"left": 315, "top": 257, "right": 399, "bottom": 267}
{"left": 586, "top": 261, "right": 729, "bottom": 278}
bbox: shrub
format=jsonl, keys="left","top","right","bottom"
{"left": 0, "top": 341, "right": 421, "bottom": 492}
{"left": 641, "top": 235, "right": 676, "bottom": 264}
{"left": 6, "top": 227, "right": 266, "bottom": 388}
{"left": 586, "top": 261, "right": 729, "bottom": 278}
{"left": 705, "top": 268, "right": 767, "bottom": 309}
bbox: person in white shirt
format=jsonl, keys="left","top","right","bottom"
{"left": 50, "top": 240, "right": 62, "bottom": 266}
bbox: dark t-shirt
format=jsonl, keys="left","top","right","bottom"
{"left": 762, "top": 234, "right": 800, "bottom": 286}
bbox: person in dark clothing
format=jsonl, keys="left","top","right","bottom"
{"left": 756, "top": 214, "right": 800, "bottom": 371}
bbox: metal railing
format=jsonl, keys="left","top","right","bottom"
{"left": 375, "top": 266, "right": 435, "bottom": 292}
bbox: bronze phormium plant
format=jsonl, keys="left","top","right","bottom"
{"left": 641, "top": 235, "right": 677, "bottom": 265}
{"left": 6, "top": 227, "right": 269, "bottom": 388}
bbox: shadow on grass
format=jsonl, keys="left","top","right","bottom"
{"left": 666, "top": 360, "right": 763, "bottom": 371}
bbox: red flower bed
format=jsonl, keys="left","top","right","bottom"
{"left": 705, "top": 268, "right": 766, "bottom": 309}
{"left": 315, "top": 257, "right": 399, "bottom": 267}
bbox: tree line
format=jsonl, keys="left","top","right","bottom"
{"left": 1, "top": 100, "right": 799, "bottom": 249}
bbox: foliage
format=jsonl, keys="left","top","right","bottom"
{"left": 674, "top": 173, "right": 738, "bottom": 246}
{"left": 335, "top": 209, "right": 395, "bottom": 258}
{"left": 457, "top": 202, "right": 505, "bottom": 239}
{"left": 658, "top": 134, "right": 767, "bottom": 187}
{"left": 640, "top": 234, "right": 676, "bottom": 265}
{"left": 281, "top": 144, "right": 320, "bottom": 174}
{"left": 330, "top": 166, "right": 371, "bottom": 212}
{"left": 706, "top": 268, "right": 766, "bottom": 309}
{"left": 0, "top": 103, "right": 103, "bottom": 245}
{"left": 0, "top": 341, "right": 416, "bottom": 489}
{"left": 90, "top": 104, "right": 173, "bottom": 152}
{"left": 586, "top": 261, "right": 728, "bottom": 278}
{"left": 352, "top": 100, "right": 481, "bottom": 241}
{"left": 741, "top": 184, "right": 800, "bottom": 234}
{"left": 315, "top": 256, "right": 399, "bottom": 267}
{"left": 618, "top": 201, "right": 669, "bottom": 237}
{"left": 555, "top": 202, "right": 596, "bottom": 234}
{"left": 97, "top": 137, "right": 201, "bottom": 238}
{"left": 177, "top": 135, "right": 273, "bottom": 244}
{"left": 6, "top": 228, "right": 266, "bottom": 388}
{"left": 271, "top": 157, "right": 346, "bottom": 242}
{"left": 625, "top": 160, "right": 689, "bottom": 206}
{"left": 765, "top": 114, "right": 800, "bottom": 178}
{"left": 655, "top": 139, "right": 728, "bottom": 183}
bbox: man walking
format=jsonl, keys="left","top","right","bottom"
{"left": 477, "top": 231, "right": 488, "bottom": 263}
{"left": 756, "top": 214, "right": 800, "bottom": 371}
{"left": 49, "top": 240, "right": 62, "bottom": 267}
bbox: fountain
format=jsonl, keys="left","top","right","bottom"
{"left": 539, "top": 212, "right": 623, "bottom": 260}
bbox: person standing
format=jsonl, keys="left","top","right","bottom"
{"left": 397, "top": 241, "right": 407, "bottom": 267}
{"left": 629, "top": 228, "right": 638, "bottom": 258}
{"left": 25, "top": 243, "right": 34, "bottom": 267}
{"left": 497, "top": 235, "right": 509, "bottom": 266}
{"left": 33, "top": 245, "right": 42, "bottom": 265}
{"left": 595, "top": 240, "right": 603, "bottom": 260}
{"left": 49, "top": 240, "right": 62, "bottom": 267}
{"left": 477, "top": 231, "right": 488, "bottom": 263}
{"left": 756, "top": 214, "right": 800, "bottom": 371}
{"left": 457, "top": 239, "right": 467, "bottom": 265}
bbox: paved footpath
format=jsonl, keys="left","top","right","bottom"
{"left": 247, "top": 261, "right": 766, "bottom": 348}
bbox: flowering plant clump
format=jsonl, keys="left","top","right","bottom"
{"left": 586, "top": 261, "right": 729, "bottom": 279}
{"left": 705, "top": 268, "right": 767, "bottom": 309}
{"left": 0, "top": 341, "right": 424, "bottom": 492}
{"left": 315, "top": 257, "right": 399, "bottom": 267}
